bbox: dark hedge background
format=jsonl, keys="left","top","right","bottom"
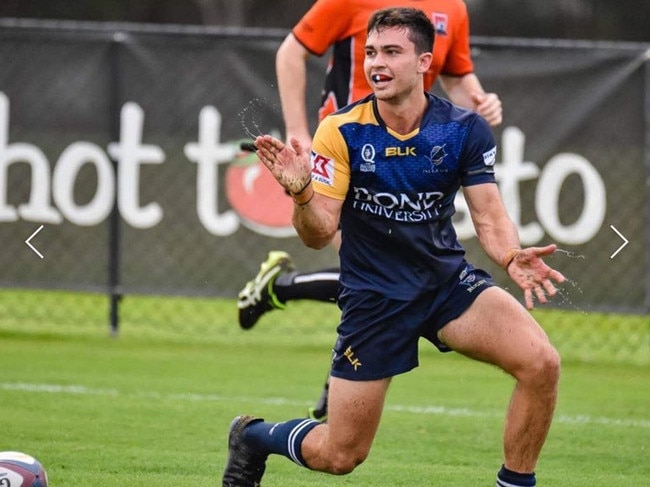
{"left": 0, "top": 0, "right": 649, "bottom": 42}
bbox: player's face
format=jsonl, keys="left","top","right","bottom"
{"left": 364, "top": 26, "right": 429, "bottom": 102}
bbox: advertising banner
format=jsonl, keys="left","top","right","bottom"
{"left": 0, "top": 24, "right": 648, "bottom": 312}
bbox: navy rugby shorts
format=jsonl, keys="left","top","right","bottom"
{"left": 330, "top": 261, "right": 494, "bottom": 381}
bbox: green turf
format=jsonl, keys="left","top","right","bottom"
{"left": 0, "top": 289, "right": 649, "bottom": 486}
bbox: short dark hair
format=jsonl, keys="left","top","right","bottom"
{"left": 367, "top": 7, "right": 435, "bottom": 54}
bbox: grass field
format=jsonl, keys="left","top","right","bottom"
{"left": 1, "top": 289, "right": 649, "bottom": 486}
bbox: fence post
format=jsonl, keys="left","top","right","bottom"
{"left": 108, "top": 34, "right": 123, "bottom": 336}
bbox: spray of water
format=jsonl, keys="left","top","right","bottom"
{"left": 554, "top": 278, "right": 589, "bottom": 314}
{"left": 551, "top": 248, "right": 588, "bottom": 313}
{"left": 238, "top": 98, "right": 282, "bottom": 141}
{"left": 502, "top": 247, "right": 590, "bottom": 312}
{"left": 238, "top": 98, "right": 267, "bottom": 140}
{"left": 554, "top": 248, "right": 586, "bottom": 260}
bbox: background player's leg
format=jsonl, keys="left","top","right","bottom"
{"left": 238, "top": 251, "right": 340, "bottom": 329}
{"left": 274, "top": 268, "right": 340, "bottom": 303}
{"left": 308, "top": 373, "right": 330, "bottom": 421}
{"left": 238, "top": 265, "right": 339, "bottom": 329}
{"left": 237, "top": 251, "right": 294, "bottom": 329}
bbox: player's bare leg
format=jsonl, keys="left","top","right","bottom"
{"left": 222, "top": 376, "right": 389, "bottom": 484}
{"left": 438, "top": 286, "right": 560, "bottom": 474}
{"left": 300, "top": 376, "right": 390, "bottom": 473}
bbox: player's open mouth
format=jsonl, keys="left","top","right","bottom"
{"left": 371, "top": 74, "right": 392, "bottom": 84}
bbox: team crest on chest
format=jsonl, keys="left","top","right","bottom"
{"left": 424, "top": 144, "right": 449, "bottom": 174}
{"left": 432, "top": 13, "right": 448, "bottom": 35}
{"left": 430, "top": 144, "right": 447, "bottom": 166}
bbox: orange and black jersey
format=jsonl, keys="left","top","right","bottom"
{"left": 292, "top": 0, "right": 474, "bottom": 121}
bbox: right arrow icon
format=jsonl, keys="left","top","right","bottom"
{"left": 609, "top": 225, "right": 629, "bottom": 259}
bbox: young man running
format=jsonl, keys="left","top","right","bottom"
{"left": 237, "top": 0, "right": 503, "bottom": 420}
{"left": 223, "top": 7, "right": 563, "bottom": 486}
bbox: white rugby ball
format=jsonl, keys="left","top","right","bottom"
{"left": 0, "top": 451, "right": 48, "bottom": 487}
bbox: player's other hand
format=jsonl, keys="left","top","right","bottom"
{"left": 507, "top": 244, "right": 566, "bottom": 310}
{"left": 472, "top": 92, "right": 502, "bottom": 127}
{"left": 254, "top": 135, "right": 312, "bottom": 195}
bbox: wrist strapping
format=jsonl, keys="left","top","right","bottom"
{"left": 501, "top": 247, "right": 521, "bottom": 270}
{"left": 290, "top": 177, "right": 312, "bottom": 196}
{"left": 293, "top": 189, "right": 315, "bottom": 207}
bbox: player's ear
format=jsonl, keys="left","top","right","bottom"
{"left": 418, "top": 52, "right": 433, "bottom": 73}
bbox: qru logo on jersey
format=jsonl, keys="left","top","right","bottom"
{"left": 360, "top": 144, "right": 376, "bottom": 173}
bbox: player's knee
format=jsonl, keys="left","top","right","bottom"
{"left": 524, "top": 343, "right": 561, "bottom": 388}
{"left": 326, "top": 448, "right": 368, "bottom": 475}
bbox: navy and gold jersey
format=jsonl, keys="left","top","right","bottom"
{"left": 311, "top": 93, "right": 497, "bottom": 299}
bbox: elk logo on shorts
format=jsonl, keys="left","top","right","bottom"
{"left": 344, "top": 346, "right": 363, "bottom": 371}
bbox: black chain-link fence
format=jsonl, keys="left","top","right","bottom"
{"left": 0, "top": 20, "right": 648, "bottom": 363}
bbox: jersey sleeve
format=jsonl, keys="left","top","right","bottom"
{"left": 310, "top": 116, "right": 350, "bottom": 200}
{"left": 440, "top": 1, "right": 474, "bottom": 76}
{"left": 291, "top": 0, "right": 355, "bottom": 56}
{"left": 459, "top": 115, "right": 497, "bottom": 187}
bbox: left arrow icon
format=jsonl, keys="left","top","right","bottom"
{"left": 25, "top": 225, "right": 45, "bottom": 259}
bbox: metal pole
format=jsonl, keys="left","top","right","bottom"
{"left": 108, "top": 34, "right": 123, "bottom": 336}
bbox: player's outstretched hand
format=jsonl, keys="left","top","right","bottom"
{"left": 254, "top": 135, "right": 312, "bottom": 195}
{"left": 507, "top": 244, "right": 566, "bottom": 310}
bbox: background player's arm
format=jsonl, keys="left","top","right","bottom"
{"left": 276, "top": 33, "right": 313, "bottom": 150}
{"left": 439, "top": 73, "right": 503, "bottom": 127}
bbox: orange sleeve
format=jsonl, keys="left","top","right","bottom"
{"left": 292, "top": 0, "right": 355, "bottom": 56}
{"left": 441, "top": 1, "right": 474, "bottom": 76}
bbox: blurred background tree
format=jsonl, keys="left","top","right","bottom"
{"left": 0, "top": 0, "right": 648, "bottom": 42}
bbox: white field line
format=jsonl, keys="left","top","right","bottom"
{"left": 2, "top": 382, "right": 649, "bottom": 429}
